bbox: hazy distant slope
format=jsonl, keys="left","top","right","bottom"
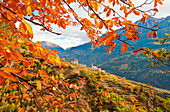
{"left": 41, "top": 41, "right": 65, "bottom": 53}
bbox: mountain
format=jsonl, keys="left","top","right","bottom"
{"left": 59, "top": 16, "right": 170, "bottom": 90}
{"left": 41, "top": 41, "right": 65, "bottom": 53}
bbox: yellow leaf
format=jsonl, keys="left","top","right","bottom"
{"left": 54, "top": 55, "right": 61, "bottom": 66}
{"left": 37, "top": 80, "right": 41, "bottom": 90}
{"left": 22, "top": 17, "right": 34, "bottom": 36}
{"left": 27, "top": 6, "right": 32, "bottom": 15}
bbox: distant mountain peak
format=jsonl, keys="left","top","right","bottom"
{"left": 41, "top": 41, "right": 65, "bottom": 53}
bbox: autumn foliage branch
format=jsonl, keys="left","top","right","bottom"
{"left": 0, "top": 0, "right": 167, "bottom": 111}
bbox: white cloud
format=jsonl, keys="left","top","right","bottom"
{"left": 31, "top": 25, "right": 90, "bottom": 49}
{"left": 31, "top": 0, "right": 170, "bottom": 49}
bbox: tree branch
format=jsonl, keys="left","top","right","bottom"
{"left": 0, "top": 3, "right": 61, "bottom": 35}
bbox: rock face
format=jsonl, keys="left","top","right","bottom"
{"left": 41, "top": 41, "right": 65, "bottom": 53}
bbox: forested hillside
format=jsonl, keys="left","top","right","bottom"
{"left": 59, "top": 16, "right": 170, "bottom": 90}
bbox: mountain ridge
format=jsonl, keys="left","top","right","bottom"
{"left": 40, "top": 41, "right": 65, "bottom": 53}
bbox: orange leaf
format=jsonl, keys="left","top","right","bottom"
{"left": 152, "top": 21, "right": 156, "bottom": 23}
{"left": 157, "top": 0, "right": 163, "bottom": 5}
{"left": 1, "top": 67, "right": 21, "bottom": 74}
{"left": 125, "top": 11, "right": 132, "bottom": 18}
{"left": 0, "top": 71, "right": 17, "bottom": 81}
{"left": 105, "top": 33, "right": 115, "bottom": 46}
{"left": 133, "top": 10, "right": 140, "bottom": 15}
{"left": 152, "top": 52, "right": 161, "bottom": 57}
{"left": 121, "top": 42, "right": 128, "bottom": 54}
{"left": 108, "top": 0, "right": 112, "bottom": 3}
{"left": 147, "top": 50, "right": 161, "bottom": 57}
{"left": 94, "top": 19, "right": 98, "bottom": 26}
{"left": 8, "top": 83, "right": 18, "bottom": 90}
{"left": 36, "top": 41, "right": 41, "bottom": 46}
{"left": 99, "top": 21, "right": 103, "bottom": 29}
{"left": 147, "top": 31, "right": 151, "bottom": 37}
{"left": 40, "top": 0, "right": 46, "bottom": 7}
{"left": 39, "top": 70, "right": 48, "bottom": 77}
{"left": 116, "top": 0, "right": 119, "bottom": 5}
{"left": 19, "top": 23, "right": 26, "bottom": 34}
{"left": 134, "top": 48, "right": 142, "bottom": 56}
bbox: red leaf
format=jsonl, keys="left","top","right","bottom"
{"left": 154, "top": 0, "right": 157, "bottom": 7}
{"left": 153, "top": 30, "right": 157, "bottom": 39}
{"left": 0, "top": 75, "right": 5, "bottom": 86}
{"left": 29, "top": 44, "right": 34, "bottom": 51}
{"left": 106, "top": 9, "right": 111, "bottom": 17}
{"left": 133, "top": 10, "right": 140, "bottom": 15}
{"left": 121, "top": 42, "right": 128, "bottom": 54}
{"left": 112, "top": 0, "right": 115, "bottom": 7}
{"left": 153, "top": 8, "right": 158, "bottom": 12}
{"left": 147, "top": 31, "right": 151, "bottom": 37}
{"left": 104, "top": 6, "right": 109, "bottom": 12}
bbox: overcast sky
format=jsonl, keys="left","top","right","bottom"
{"left": 31, "top": 0, "right": 170, "bottom": 49}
